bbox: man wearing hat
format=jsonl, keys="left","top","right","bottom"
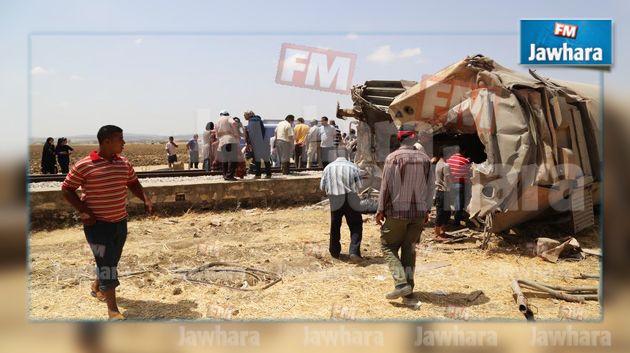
{"left": 376, "top": 127, "right": 431, "bottom": 305}
{"left": 216, "top": 110, "right": 240, "bottom": 181}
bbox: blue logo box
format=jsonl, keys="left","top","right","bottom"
{"left": 521, "top": 19, "right": 612, "bottom": 65}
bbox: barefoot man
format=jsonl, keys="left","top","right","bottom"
{"left": 61, "top": 125, "right": 153, "bottom": 320}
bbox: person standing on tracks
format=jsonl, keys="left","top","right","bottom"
{"left": 293, "top": 117, "right": 309, "bottom": 168}
{"left": 202, "top": 122, "right": 217, "bottom": 171}
{"left": 186, "top": 134, "right": 200, "bottom": 169}
{"left": 41, "top": 137, "right": 57, "bottom": 174}
{"left": 306, "top": 119, "right": 320, "bottom": 168}
{"left": 165, "top": 136, "right": 178, "bottom": 169}
{"left": 274, "top": 114, "right": 295, "bottom": 175}
{"left": 216, "top": 110, "right": 240, "bottom": 181}
{"left": 61, "top": 125, "right": 152, "bottom": 320}
{"left": 376, "top": 129, "right": 431, "bottom": 304}
{"left": 318, "top": 116, "right": 337, "bottom": 168}
{"left": 244, "top": 110, "right": 272, "bottom": 179}
{"left": 320, "top": 148, "right": 363, "bottom": 262}
{"left": 55, "top": 137, "right": 74, "bottom": 174}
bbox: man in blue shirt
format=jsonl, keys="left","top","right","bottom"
{"left": 244, "top": 111, "right": 272, "bottom": 179}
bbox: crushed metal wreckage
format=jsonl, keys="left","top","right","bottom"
{"left": 337, "top": 54, "right": 600, "bottom": 233}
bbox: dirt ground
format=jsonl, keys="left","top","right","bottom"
{"left": 29, "top": 206, "right": 601, "bottom": 321}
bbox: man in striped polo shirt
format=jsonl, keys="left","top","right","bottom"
{"left": 446, "top": 146, "right": 471, "bottom": 226}
{"left": 62, "top": 125, "right": 152, "bottom": 320}
{"left": 319, "top": 149, "right": 363, "bottom": 262}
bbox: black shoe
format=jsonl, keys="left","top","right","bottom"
{"left": 224, "top": 177, "right": 237, "bottom": 181}
{"left": 348, "top": 254, "right": 363, "bottom": 263}
{"left": 385, "top": 285, "right": 412, "bottom": 300}
{"left": 402, "top": 294, "right": 421, "bottom": 307}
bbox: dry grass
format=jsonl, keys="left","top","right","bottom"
{"left": 29, "top": 207, "right": 601, "bottom": 321}
{"left": 29, "top": 143, "right": 171, "bottom": 174}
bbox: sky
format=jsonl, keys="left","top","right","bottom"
{"left": 0, "top": 0, "right": 628, "bottom": 155}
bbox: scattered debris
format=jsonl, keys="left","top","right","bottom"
{"left": 511, "top": 280, "right": 535, "bottom": 321}
{"left": 535, "top": 237, "right": 583, "bottom": 263}
{"left": 172, "top": 287, "right": 182, "bottom": 295}
{"left": 466, "top": 290, "right": 484, "bottom": 303}
{"left": 581, "top": 248, "right": 601, "bottom": 257}
{"left": 178, "top": 262, "right": 282, "bottom": 291}
{"left": 416, "top": 261, "right": 451, "bottom": 272}
{"left": 432, "top": 244, "right": 479, "bottom": 252}
{"left": 511, "top": 278, "right": 598, "bottom": 321}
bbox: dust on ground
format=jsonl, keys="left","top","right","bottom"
{"left": 29, "top": 206, "right": 601, "bottom": 321}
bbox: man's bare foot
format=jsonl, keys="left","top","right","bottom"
{"left": 90, "top": 282, "right": 106, "bottom": 302}
{"left": 108, "top": 311, "right": 126, "bottom": 320}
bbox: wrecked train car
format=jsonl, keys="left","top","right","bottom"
{"left": 342, "top": 55, "right": 600, "bottom": 233}
{"left": 337, "top": 80, "right": 416, "bottom": 189}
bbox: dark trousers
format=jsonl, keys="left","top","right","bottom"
{"left": 320, "top": 147, "right": 336, "bottom": 169}
{"left": 83, "top": 220, "right": 128, "bottom": 292}
{"left": 42, "top": 162, "right": 57, "bottom": 174}
{"left": 253, "top": 158, "right": 272, "bottom": 177}
{"left": 295, "top": 144, "right": 304, "bottom": 168}
{"left": 434, "top": 190, "right": 451, "bottom": 226}
{"left": 220, "top": 143, "right": 238, "bottom": 179}
{"left": 59, "top": 162, "right": 70, "bottom": 174}
{"left": 328, "top": 193, "right": 363, "bottom": 257}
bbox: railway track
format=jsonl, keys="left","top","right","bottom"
{"left": 29, "top": 167, "right": 323, "bottom": 183}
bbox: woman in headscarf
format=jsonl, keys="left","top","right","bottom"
{"left": 41, "top": 137, "right": 57, "bottom": 174}
{"left": 55, "top": 137, "right": 74, "bottom": 174}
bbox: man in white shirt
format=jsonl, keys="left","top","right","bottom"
{"left": 306, "top": 120, "right": 320, "bottom": 168}
{"left": 216, "top": 110, "right": 240, "bottom": 181}
{"left": 274, "top": 114, "right": 295, "bottom": 175}
{"left": 318, "top": 116, "right": 337, "bottom": 168}
{"left": 165, "top": 136, "right": 178, "bottom": 169}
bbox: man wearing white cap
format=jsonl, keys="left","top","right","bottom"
{"left": 216, "top": 110, "right": 240, "bottom": 181}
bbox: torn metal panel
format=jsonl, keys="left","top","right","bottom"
{"left": 386, "top": 54, "right": 600, "bottom": 232}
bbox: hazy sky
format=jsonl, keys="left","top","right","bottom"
{"left": 1, "top": 0, "right": 627, "bottom": 154}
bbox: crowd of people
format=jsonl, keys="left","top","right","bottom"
{"left": 166, "top": 110, "right": 359, "bottom": 181}
{"left": 40, "top": 137, "right": 74, "bottom": 174}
